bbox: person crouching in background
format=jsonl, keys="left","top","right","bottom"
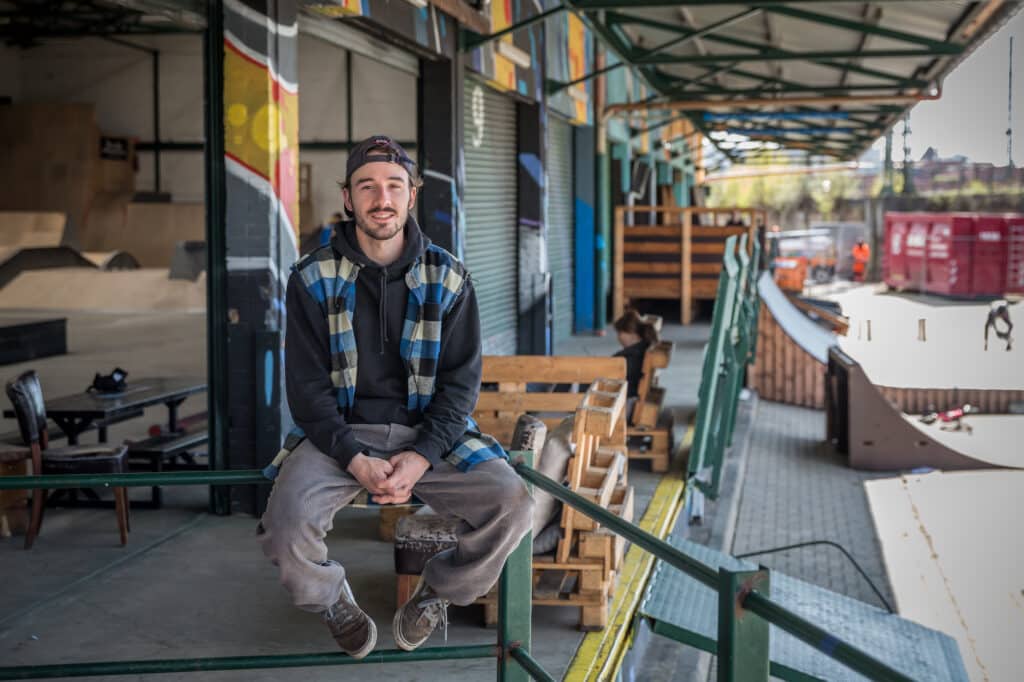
{"left": 613, "top": 309, "right": 660, "bottom": 417}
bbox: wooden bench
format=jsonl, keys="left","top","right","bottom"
{"left": 126, "top": 421, "right": 208, "bottom": 508}
{"left": 628, "top": 339, "right": 675, "bottom": 472}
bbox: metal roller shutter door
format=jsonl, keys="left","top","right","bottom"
{"left": 548, "top": 117, "right": 574, "bottom": 345}
{"left": 463, "top": 77, "right": 518, "bottom": 355}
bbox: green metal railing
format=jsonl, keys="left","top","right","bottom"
{"left": 1, "top": 465, "right": 914, "bottom": 681}
{"left": 0, "top": 465, "right": 537, "bottom": 682}
{"left": 688, "top": 233, "right": 762, "bottom": 499}
{"left": 1, "top": 233, "right": 919, "bottom": 681}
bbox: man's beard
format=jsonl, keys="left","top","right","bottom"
{"left": 354, "top": 206, "right": 406, "bottom": 241}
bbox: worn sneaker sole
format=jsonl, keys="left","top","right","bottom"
{"left": 346, "top": 617, "right": 377, "bottom": 660}
{"left": 393, "top": 579, "right": 430, "bottom": 652}
{"left": 392, "top": 607, "right": 430, "bottom": 652}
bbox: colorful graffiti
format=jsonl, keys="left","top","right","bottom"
{"left": 224, "top": 35, "right": 300, "bottom": 238}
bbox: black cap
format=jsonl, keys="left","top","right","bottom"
{"left": 344, "top": 135, "right": 417, "bottom": 185}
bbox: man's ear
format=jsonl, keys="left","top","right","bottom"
{"left": 408, "top": 185, "right": 418, "bottom": 211}
{"left": 342, "top": 187, "right": 353, "bottom": 215}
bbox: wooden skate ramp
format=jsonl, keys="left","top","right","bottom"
{"left": 78, "top": 194, "right": 204, "bottom": 267}
{"left": 0, "top": 246, "right": 96, "bottom": 289}
{"left": 832, "top": 287, "right": 1024, "bottom": 413}
{"left": 826, "top": 347, "right": 1022, "bottom": 471}
{"left": 0, "top": 211, "right": 67, "bottom": 248}
{"left": 749, "top": 272, "right": 837, "bottom": 408}
{"left": 0, "top": 268, "right": 206, "bottom": 312}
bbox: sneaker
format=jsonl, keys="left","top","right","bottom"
{"left": 324, "top": 580, "right": 377, "bottom": 659}
{"left": 393, "top": 578, "right": 450, "bottom": 651}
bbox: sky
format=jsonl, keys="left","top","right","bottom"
{"left": 880, "top": 7, "right": 1024, "bottom": 165}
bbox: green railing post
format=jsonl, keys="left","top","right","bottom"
{"left": 723, "top": 235, "right": 751, "bottom": 449}
{"left": 700, "top": 237, "right": 741, "bottom": 497}
{"left": 717, "top": 567, "right": 771, "bottom": 682}
{"left": 499, "top": 452, "right": 533, "bottom": 682}
{"left": 689, "top": 235, "right": 740, "bottom": 492}
{"left": 747, "top": 237, "right": 762, "bottom": 364}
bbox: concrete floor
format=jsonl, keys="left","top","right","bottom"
{"left": 0, "top": 308, "right": 710, "bottom": 681}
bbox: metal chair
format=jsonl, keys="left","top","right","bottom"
{"left": 5, "top": 371, "right": 129, "bottom": 549}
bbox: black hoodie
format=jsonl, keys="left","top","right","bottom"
{"left": 285, "top": 218, "right": 483, "bottom": 470}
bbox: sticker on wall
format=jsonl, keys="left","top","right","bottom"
{"left": 471, "top": 85, "right": 486, "bottom": 148}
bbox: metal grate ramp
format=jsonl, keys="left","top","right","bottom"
{"left": 639, "top": 536, "right": 968, "bottom": 681}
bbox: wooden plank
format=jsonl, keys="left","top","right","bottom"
{"left": 691, "top": 262, "right": 723, "bottom": 275}
{"left": 691, "top": 242, "right": 727, "bottom": 255}
{"left": 682, "top": 210, "right": 692, "bottom": 324}
{"left": 621, "top": 226, "right": 681, "bottom": 238}
{"left": 623, "top": 262, "right": 680, "bottom": 274}
{"left": 474, "top": 391, "right": 585, "bottom": 412}
{"left": 623, "top": 242, "right": 680, "bottom": 255}
{"left": 482, "top": 356, "right": 626, "bottom": 382}
{"left": 691, "top": 226, "right": 749, "bottom": 239}
{"left": 623, "top": 278, "right": 679, "bottom": 295}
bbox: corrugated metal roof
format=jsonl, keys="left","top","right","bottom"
{"left": 583, "top": 0, "right": 1021, "bottom": 163}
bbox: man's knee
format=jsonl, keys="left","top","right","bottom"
{"left": 502, "top": 479, "right": 534, "bottom": 530}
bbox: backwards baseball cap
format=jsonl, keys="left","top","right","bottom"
{"left": 344, "top": 135, "right": 418, "bottom": 186}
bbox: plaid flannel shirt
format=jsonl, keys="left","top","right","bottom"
{"left": 263, "top": 241, "right": 505, "bottom": 480}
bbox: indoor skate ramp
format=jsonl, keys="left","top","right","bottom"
{"left": 866, "top": 470, "right": 1024, "bottom": 682}
{"left": 0, "top": 246, "right": 96, "bottom": 289}
{"left": 826, "top": 347, "right": 1023, "bottom": 471}
{"left": 0, "top": 211, "right": 67, "bottom": 248}
{"left": 77, "top": 193, "right": 204, "bottom": 267}
{"left": 0, "top": 268, "right": 206, "bottom": 312}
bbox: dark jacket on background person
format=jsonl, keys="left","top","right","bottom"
{"left": 284, "top": 218, "right": 485, "bottom": 470}
{"left": 614, "top": 341, "right": 649, "bottom": 398}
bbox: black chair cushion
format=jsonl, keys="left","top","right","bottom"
{"left": 42, "top": 445, "right": 128, "bottom": 475}
{"left": 5, "top": 371, "right": 47, "bottom": 445}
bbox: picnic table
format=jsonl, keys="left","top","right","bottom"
{"left": 3, "top": 377, "right": 207, "bottom": 445}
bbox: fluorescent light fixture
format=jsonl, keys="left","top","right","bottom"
{"left": 567, "top": 85, "right": 589, "bottom": 103}
{"left": 496, "top": 41, "right": 531, "bottom": 69}
{"left": 402, "top": 0, "right": 429, "bottom": 7}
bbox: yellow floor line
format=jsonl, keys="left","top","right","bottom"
{"left": 563, "top": 426, "right": 693, "bottom": 682}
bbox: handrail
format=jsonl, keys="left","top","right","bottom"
{"left": 0, "top": 646, "right": 498, "bottom": 680}
{"left": 514, "top": 462, "right": 914, "bottom": 682}
{"left": 2, "top": 464, "right": 915, "bottom": 682}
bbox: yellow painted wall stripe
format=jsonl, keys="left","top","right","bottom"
{"left": 564, "top": 426, "right": 693, "bottom": 682}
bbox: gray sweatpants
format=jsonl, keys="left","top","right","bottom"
{"left": 259, "top": 423, "right": 533, "bottom": 610}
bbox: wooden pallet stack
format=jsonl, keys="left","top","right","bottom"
{"left": 613, "top": 206, "right": 763, "bottom": 324}
{"left": 480, "top": 378, "right": 634, "bottom": 630}
{"left": 628, "top": 340, "right": 674, "bottom": 472}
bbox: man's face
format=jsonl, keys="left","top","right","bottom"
{"left": 343, "top": 161, "right": 417, "bottom": 242}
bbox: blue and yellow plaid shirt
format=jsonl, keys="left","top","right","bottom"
{"left": 264, "top": 242, "right": 506, "bottom": 480}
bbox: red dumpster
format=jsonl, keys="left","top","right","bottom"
{"left": 884, "top": 213, "right": 911, "bottom": 289}
{"left": 1007, "top": 214, "right": 1024, "bottom": 295}
{"left": 904, "top": 214, "right": 930, "bottom": 292}
{"left": 971, "top": 215, "right": 1007, "bottom": 296}
{"left": 926, "top": 213, "right": 973, "bottom": 296}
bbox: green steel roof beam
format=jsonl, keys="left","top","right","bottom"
{"left": 460, "top": 5, "right": 566, "bottom": 50}
{"left": 758, "top": 4, "right": 956, "bottom": 52}
{"left": 634, "top": 8, "right": 761, "bottom": 61}
{"left": 634, "top": 48, "right": 958, "bottom": 65}
{"left": 670, "top": 82, "right": 933, "bottom": 97}
{"left": 575, "top": 0, "right": 938, "bottom": 8}
{"left": 547, "top": 61, "right": 625, "bottom": 94}
{"left": 605, "top": 11, "right": 936, "bottom": 86}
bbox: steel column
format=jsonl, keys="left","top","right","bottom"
{"left": 717, "top": 568, "right": 771, "bottom": 682}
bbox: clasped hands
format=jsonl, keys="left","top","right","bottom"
{"left": 346, "top": 450, "right": 430, "bottom": 504}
